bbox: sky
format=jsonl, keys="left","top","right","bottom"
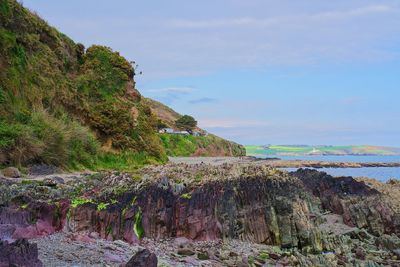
{"left": 22, "top": 0, "right": 400, "bottom": 146}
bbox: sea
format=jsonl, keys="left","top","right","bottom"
{"left": 260, "top": 155, "right": 400, "bottom": 182}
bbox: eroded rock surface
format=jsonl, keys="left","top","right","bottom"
{"left": 0, "top": 239, "right": 42, "bottom": 267}
{"left": 0, "top": 163, "right": 399, "bottom": 266}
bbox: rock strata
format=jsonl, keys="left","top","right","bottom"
{"left": 0, "top": 163, "right": 399, "bottom": 266}
{"left": 0, "top": 239, "right": 42, "bottom": 267}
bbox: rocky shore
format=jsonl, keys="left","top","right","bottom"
{"left": 1, "top": 162, "right": 400, "bottom": 266}
{"left": 170, "top": 156, "right": 400, "bottom": 168}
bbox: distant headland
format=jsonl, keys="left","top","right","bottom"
{"left": 246, "top": 145, "right": 400, "bottom": 156}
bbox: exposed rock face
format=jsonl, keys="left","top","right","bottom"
{"left": 67, "top": 174, "right": 321, "bottom": 249}
{"left": 65, "top": 166, "right": 400, "bottom": 256}
{"left": 125, "top": 249, "right": 157, "bottom": 267}
{"left": 1, "top": 165, "right": 399, "bottom": 266}
{"left": 293, "top": 169, "right": 400, "bottom": 236}
{"left": 0, "top": 239, "right": 43, "bottom": 267}
{"left": 0, "top": 197, "right": 69, "bottom": 240}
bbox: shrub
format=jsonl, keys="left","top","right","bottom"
{"left": 94, "top": 151, "right": 163, "bottom": 172}
{"left": 0, "top": 120, "right": 43, "bottom": 166}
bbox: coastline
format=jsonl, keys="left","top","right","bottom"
{"left": 169, "top": 156, "right": 400, "bottom": 168}
{"left": 1, "top": 160, "right": 400, "bottom": 266}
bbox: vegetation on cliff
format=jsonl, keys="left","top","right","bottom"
{"left": 0, "top": 0, "right": 245, "bottom": 170}
{"left": 146, "top": 98, "right": 246, "bottom": 157}
{"left": 160, "top": 133, "right": 246, "bottom": 157}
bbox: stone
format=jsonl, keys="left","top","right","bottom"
{"left": 174, "top": 237, "right": 190, "bottom": 248}
{"left": 126, "top": 249, "right": 157, "bottom": 267}
{"left": 42, "top": 178, "right": 58, "bottom": 187}
{"left": 0, "top": 239, "right": 43, "bottom": 267}
{"left": 269, "top": 252, "right": 281, "bottom": 260}
{"left": 89, "top": 231, "right": 100, "bottom": 239}
{"left": 197, "top": 251, "right": 209, "bottom": 260}
{"left": 50, "top": 176, "right": 65, "bottom": 184}
{"left": 177, "top": 248, "right": 195, "bottom": 256}
{"left": 1, "top": 167, "right": 21, "bottom": 178}
{"left": 355, "top": 247, "right": 366, "bottom": 260}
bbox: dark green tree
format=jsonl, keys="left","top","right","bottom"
{"left": 175, "top": 115, "right": 197, "bottom": 133}
{"left": 156, "top": 119, "right": 168, "bottom": 130}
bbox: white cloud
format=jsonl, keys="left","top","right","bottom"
{"left": 312, "top": 5, "right": 394, "bottom": 20}
{"left": 21, "top": 1, "right": 400, "bottom": 80}
{"left": 198, "top": 118, "right": 269, "bottom": 128}
{"left": 168, "top": 5, "right": 395, "bottom": 29}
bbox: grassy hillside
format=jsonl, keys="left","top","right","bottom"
{"left": 160, "top": 134, "right": 246, "bottom": 157}
{"left": 0, "top": 0, "right": 244, "bottom": 170}
{"left": 246, "top": 145, "right": 400, "bottom": 156}
{"left": 143, "top": 98, "right": 181, "bottom": 128}
{"left": 0, "top": 0, "right": 165, "bottom": 170}
{"left": 145, "top": 98, "right": 246, "bottom": 156}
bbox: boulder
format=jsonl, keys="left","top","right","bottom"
{"left": 0, "top": 239, "right": 43, "bottom": 267}
{"left": 1, "top": 167, "right": 21, "bottom": 178}
{"left": 125, "top": 249, "right": 157, "bottom": 267}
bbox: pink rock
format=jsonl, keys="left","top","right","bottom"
{"left": 123, "top": 230, "right": 140, "bottom": 244}
{"left": 104, "top": 252, "right": 124, "bottom": 263}
{"left": 71, "top": 233, "right": 95, "bottom": 243}
{"left": 13, "top": 226, "right": 39, "bottom": 239}
{"left": 35, "top": 220, "right": 54, "bottom": 235}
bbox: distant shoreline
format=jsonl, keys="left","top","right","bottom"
{"left": 246, "top": 145, "right": 400, "bottom": 157}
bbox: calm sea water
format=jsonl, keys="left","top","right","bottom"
{"left": 259, "top": 155, "right": 400, "bottom": 182}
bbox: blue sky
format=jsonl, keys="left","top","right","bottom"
{"left": 22, "top": 0, "right": 400, "bottom": 146}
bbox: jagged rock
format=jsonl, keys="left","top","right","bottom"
{"left": 375, "top": 234, "right": 400, "bottom": 251}
{"left": 0, "top": 239, "right": 43, "bottom": 267}
{"left": 64, "top": 166, "right": 400, "bottom": 257}
{"left": 1, "top": 164, "right": 400, "bottom": 266}
{"left": 125, "top": 249, "right": 157, "bottom": 267}
{"left": 1, "top": 167, "right": 21, "bottom": 178}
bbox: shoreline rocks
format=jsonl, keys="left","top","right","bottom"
{"left": 125, "top": 249, "right": 157, "bottom": 267}
{"left": 0, "top": 163, "right": 399, "bottom": 266}
{"left": 0, "top": 239, "right": 43, "bottom": 267}
{"left": 170, "top": 156, "right": 400, "bottom": 169}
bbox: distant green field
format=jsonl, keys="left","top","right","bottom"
{"left": 245, "top": 145, "right": 400, "bottom": 156}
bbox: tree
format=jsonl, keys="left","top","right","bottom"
{"left": 175, "top": 115, "right": 197, "bottom": 133}
{"left": 156, "top": 119, "right": 168, "bottom": 130}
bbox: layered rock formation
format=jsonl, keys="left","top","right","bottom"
{"left": 0, "top": 239, "right": 42, "bottom": 267}
{"left": 0, "top": 164, "right": 399, "bottom": 265}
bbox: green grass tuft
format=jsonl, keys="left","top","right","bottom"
{"left": 71, "top": 198, "right": 93, "bottom": 208}
{"left": 134, "top": 208, "right": 144, "bottom": 239}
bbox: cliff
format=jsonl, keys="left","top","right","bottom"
{"left": 0, "top": 0, "right": 243, "bottom": 170}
